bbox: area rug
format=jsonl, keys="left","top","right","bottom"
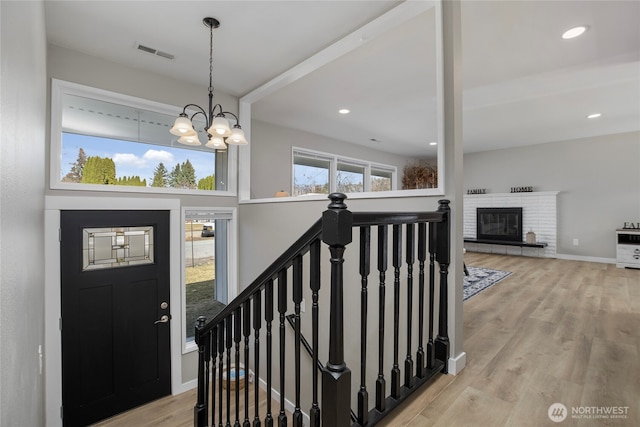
{"left": 463, "top": 266, "right": 512, "bottom": 301}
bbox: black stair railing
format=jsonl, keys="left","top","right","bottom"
{"left": 194, "top": 193, "right": 451, "bottom": 427}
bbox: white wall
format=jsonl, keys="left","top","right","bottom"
{"left": 0, "top": 1, "right": 47, "bottom": 425}
{"left": 463, "top": 131, "right": 640, "bottom": 261}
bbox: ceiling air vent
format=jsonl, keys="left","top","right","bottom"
{"left": 135, "top": 43, "right": 175, "bottom": 60}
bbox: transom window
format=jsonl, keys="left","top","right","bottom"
{"left": 292, "top": 148, "right": 396, "bottom": 196}
{"left": 50, "top": 79, "right": 237, "bottom": 195}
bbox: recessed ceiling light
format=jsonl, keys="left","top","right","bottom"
{"left": 338, "top": 109, "right": 350, "bottom": 114}
{"left": 587, "top": 113, "right": 602, "bottom": 119}
{"left": 429, "top": 141, "right": 438, "bottom": 146}
{"left": 562, "top": 26, "right": 588, "bottom": 39}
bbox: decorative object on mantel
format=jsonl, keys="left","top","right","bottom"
{"left": 463, "top": 266, "right": 512, "bottom": 301}
{"left": 274, "top": 190, "right": 290, "bottom": 198}
{"left": 623, "top": 222, "right": 640, "bottom": 229}
{"left": 526, "top": 229, "right": 537, "bottom": 244}
{"left": 401, "top": 160, "right": 437, "bottom": 189}
{"left": 169, "top": 17, "right": 248, "bottom": 150}
{"left": 467, "top": 188, "right": 486, "bottom": 194}
{"left": 510, "top": 186, "right": 533, "bottom": 193}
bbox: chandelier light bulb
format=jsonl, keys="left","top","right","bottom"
{"left": 228, "top": 126, "right": 248, "bottom": 145}
{"left": 170, "top": 115, "right": 196, "bottom": 136}
{"left": 209, "top": 116, "right": 231, "bottom": 136}
{"left": 205, "top": 135, "right": 227, "bottom": 151}
{"left": 178, "top": 134, "right": 202, "bottom": 146}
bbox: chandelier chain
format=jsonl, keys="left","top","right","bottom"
{"left": 208, "top": 23, "right": 214, "bottom": 94}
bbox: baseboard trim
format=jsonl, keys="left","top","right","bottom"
{"left": 173, "top": 378, "right": 197, "bottom": 396}
{"left": 448, "top": 351, "right": 466, "bottom": 375}
{"left": 555, "top": 254, "right": 616, "bottom": 264}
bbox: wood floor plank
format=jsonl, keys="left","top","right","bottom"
{"left": 580, "top": 337, "right": 639, "bottom": 409}
{"left": 430, "top": 386, "right": 514, "bottom": 427}
{"left": 505, "top": 371, "right": 584, "bottom": 427}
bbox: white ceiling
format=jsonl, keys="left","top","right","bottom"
{"left": 44, "top": 0, "right": 640, "bottom": 156}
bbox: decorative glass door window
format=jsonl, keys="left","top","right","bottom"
{"left": 82, "top": 226, "right": 154, "bottom": 270}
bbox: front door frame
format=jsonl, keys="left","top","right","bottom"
{"left": 45, "top": 196, "right": 182, "bottom": 427}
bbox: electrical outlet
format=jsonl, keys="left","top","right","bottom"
{"left": 573, "top": 238, "right": 579, "bottom": 246}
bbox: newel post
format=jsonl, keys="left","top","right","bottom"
{"left": 321, "top": 193, "right": 353, "bottom": 427}
{"left": 434, "top": 199, "right": 451, "bottom": 373}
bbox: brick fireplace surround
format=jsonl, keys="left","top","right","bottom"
{"left": 464, "top": 192, "right": 559, "bottom": 257}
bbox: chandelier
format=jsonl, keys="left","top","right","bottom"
{"left": 169, "top": 17, "right": 248, "bottom": 150}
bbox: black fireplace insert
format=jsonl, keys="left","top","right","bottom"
{"left": 476, "top": 207, "right": 523, "bottom": 242}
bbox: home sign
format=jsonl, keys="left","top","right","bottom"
{"left": 623, "top": 222, "right": 640, "bottom": 229}
{"left": 510, "top": 186, "right": 533, "bottom": 193}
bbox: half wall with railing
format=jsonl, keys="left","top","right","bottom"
{"left": 194, "top": 193, "right": 451, "bottom": 427}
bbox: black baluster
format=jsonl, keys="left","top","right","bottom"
{"left": 235, "top": 308, "right": 242, "bottom": 427}
{"left": 194, "top": 317, "right": 209, "bottom": 427}
{"left": 211, "top": 325, "right": 218, "bottom": 427}
{"left": 265, "top": 280, "right": 274, "bottom": 427}
{"left": 277, "top": 269, "right": 287, "bottom": 427}
{"left": 376, "top": 224, "right": 388, "bottom": 412}
{"left": 309, "top": 239, "right": 321, "bottom": 427}
{"left": 427, "top": 221, "right": 436, "bottom": 369}
{"left": 391, "top": 224, "right": 401, "bottom": 399}
{"left": 405, "top": 223, "right": 415, "bottom": 388}
{"left": 434, "top": 200, "right": 451, "bottom": 373}
{"left": 357, "top": 226, "right": 370, "bottom": 425}
{"left": 243, "top": 300, "right": 251, "bottom": 427}
{"left": 293, "top": 255, "right": 303, "bottom": 427}
{"left": 416, "top": 223, "right": 427, "bottom": 378}
{"left": 218, "top": 321, "right": 225, "bottom": 427}
{"left": 253, "top": 291, "right": 262, "bottom": 427}
{"left": 321, "top": 193, "right": 353, "bottom": 427}
{"left": 226, "top": 316, "right": 233, "bottom": 427}
{"left": 206, "top": 330, "right": 212, "bottom": 427}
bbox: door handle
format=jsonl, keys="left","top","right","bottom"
{"left": 154, "top": 314, "right": 170, "bottom": 325}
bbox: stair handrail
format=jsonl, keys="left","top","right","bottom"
{"left": 196, "top": 207, "right": 448, "bottom": 338}
{"left": 195, "top": 217, "right": 322, "bottom": 339}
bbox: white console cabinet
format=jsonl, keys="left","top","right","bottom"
{"left": 616, "top": 229, "right": 640, "bottom": 269}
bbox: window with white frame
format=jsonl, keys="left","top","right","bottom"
{"left": 292, "top": 148, "right": 396, "bottom": 196}
{"left": 183, "top": 208, "right": 236, "bottom": 347}
{"left": 50, "top": 79, "right": 236, "bottom": 195}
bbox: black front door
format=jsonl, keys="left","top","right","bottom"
{"left": 60, "top": 210, "right": 171, "bottom": 426}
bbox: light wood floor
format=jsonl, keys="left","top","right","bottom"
{"left": 92, "top": 253, "right": 640, "bottom": 426}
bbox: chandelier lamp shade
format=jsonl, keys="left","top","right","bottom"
{"left": 169, "top": 17, "right": 248, "bottom": 150}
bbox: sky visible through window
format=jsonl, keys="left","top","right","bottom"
{"left": 61, "top": 133, "right": 215, "bottom": 183}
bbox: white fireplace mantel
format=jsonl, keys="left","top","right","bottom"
{"left": 464, "top": 191, "right": 559, "bottom": 257}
